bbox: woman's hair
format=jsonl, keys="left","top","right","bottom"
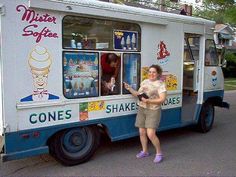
{"left": 106, "top": 53, "right": 118, "bottom": 64}
{"left": 149, "top": 64, "right": 163, "bottom": 75}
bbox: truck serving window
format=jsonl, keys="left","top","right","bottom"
{"left": 62, "top": 16, "right": 141, "bottom": 99}
{"left": 62, "top": 16, "right": 141, "bottom": 51}
{"left": 205, "top": 39, "right": 219, "bottom": 66}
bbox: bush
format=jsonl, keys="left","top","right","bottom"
{"left": 222, "top": 51, "right": 236, "bottom": 78}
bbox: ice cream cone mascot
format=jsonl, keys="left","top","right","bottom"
{"left": 20, "top": 45, "right": 59, "bottom": 102}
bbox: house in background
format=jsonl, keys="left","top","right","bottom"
{"left": 214, "top": 24, "right": 236, "bottom": 52}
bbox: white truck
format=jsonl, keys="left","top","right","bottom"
{"left": 0, "top": 0, "right": 229, "bottom": 166}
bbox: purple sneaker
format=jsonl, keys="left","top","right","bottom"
{"left": 136, "top": 151, "right": 149, "bottom": 158}
{"left": 153, "top": 154, "right": 163, "bottom": 163}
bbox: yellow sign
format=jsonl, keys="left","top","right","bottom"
{"left": 164, "top": 74, "right": 178, "bottom": 91}
{"left": 141, "top": 67, "right": 149, "bottom": 81}
{"left": 88, "top": 101, "right": 105, "bottom": 112}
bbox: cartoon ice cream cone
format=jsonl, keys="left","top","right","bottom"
{"left": 20, "top": 45, "right": 59, "bottom": 102}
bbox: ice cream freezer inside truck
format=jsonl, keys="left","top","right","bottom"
{"left": 0, "top": 0, "right": 229, "bottom": 166}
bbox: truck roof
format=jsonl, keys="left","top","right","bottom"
{"left": 30, "top": 0, "right": 215, "bottom": 26}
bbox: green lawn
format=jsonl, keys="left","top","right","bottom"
{"left": 224, "top": 78, "right": 236, "bottom": 91}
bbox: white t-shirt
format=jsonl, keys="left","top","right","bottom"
{"left": 138, "top": 79, "right": 166, "bottom": 110}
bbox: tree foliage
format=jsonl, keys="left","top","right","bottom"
{"left": 112, "top": 0, "right": 236, "bottom": 25}
{"left": 223, "top": 51, "right": 236, "bottom": 77}
{"left": 194, "top": 0, "right": 236, "bottom": 26}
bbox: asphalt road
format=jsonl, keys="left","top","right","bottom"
{"left": 0, "top": 91, "right": 236, "bottom": 176}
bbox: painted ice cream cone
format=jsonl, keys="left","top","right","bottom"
{"left": 126, "top": 35, "right": 131, "bottom": 50}
{"left": 28, "top": 45, "right": 52, "bottom": 100}
{"left": 131, "top": 33, "right": 136, "bottom": 50}
{"left": 121, "top": 37, "right": 126, "bottom": 49}
{"left": 29, "top": 45, "right": 52, "bottom": 73}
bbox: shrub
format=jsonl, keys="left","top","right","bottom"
{"left": 222, "top": 51, "right": 236, "bottom": 78}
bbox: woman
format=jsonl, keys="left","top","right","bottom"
{"left": 124, "top": 64, "right": 167, "bottom": 163}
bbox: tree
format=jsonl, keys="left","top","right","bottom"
{"left": 194, "top": 0, "right": 236, "bottom": 26}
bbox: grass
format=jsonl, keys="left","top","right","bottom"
{"left": 224, "top": 78, "right": 236, "bottom": 91}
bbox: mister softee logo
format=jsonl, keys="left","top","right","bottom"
{"left": 16, "top": 4, "right": 58, "bottom": 43}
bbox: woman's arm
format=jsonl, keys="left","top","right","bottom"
{"left": 142, "top": 91, "right": 167, "bottom": 105}
{"left": 123, "top": 82, "right": 139, "bottom": 97}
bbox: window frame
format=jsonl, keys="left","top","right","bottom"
{"left": 62, "top": 15, "right": 141, "bottom": 51}
{"left": 205, "top": 39, "right": 219, "bottom": 67}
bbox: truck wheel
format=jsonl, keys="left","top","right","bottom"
{"left": 49, "top": 126, "right": 100, "bottom": 166}
{"left": 197, "top": 102, "right": 214, "bottom": 133}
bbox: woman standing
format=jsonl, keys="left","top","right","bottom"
{"left": 124, "top": 64, "right": 167, "bottom": 163}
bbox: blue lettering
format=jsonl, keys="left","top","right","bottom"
{"left": 39, "top": 113, "right": 47, "bottom": 123}
{"left": 48, "top": 111, "right": 56, "bottom": 121}
{"left": 29, "top": 113, "right": 37, "bottom": 124}
{"left": 162, "top": 97, "right": 181, "bottom": 106}
{"left": 131, "top": 103, "right": 136, "bottom": 110}
{"left": 65, "top": 110, "right": 72, "bottom": 119}
{"left": 29, "top": 110, "right": 72, "bottom": 124}
{"left": 58, "top": 110, "right": 64, "bottom": 120}
{"left": 125, "top": 103, "right": 131, "bottom": 111}
{"left": 106, "top": 105, "right": 111, "bottom": 113}
{"left": 119, "top": 104, "right": 124, "bottom": 112}
{"left": 112, "top": 104, "right": 118, "bottom": 113}
{"left": 176, "top": 97, "right": 180, "bottom": 104}
{"left": 106, "top": 102, "right": 138, "bottom": 113}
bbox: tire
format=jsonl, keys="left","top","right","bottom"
{"left": 197, "top": 102, "right": 215, "bottom": 133}
{"left": 49, "top": 126, "right": 100, "bottom": 166}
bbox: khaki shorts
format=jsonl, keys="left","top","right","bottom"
{"left": 135, "top": 106, "right": 161, "bottom": 129}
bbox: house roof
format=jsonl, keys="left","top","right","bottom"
{"left": 215, "top": 24, "right": 234, "bottom": 34}
{"left": 225, "top": 41, "right": 236, "bottom": 51}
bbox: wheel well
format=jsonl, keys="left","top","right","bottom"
{"left": 46, "top": 124, "right": 109, "bottom": 147}
{"left": 204, "top": 96, "right": 223, "bottom": 107}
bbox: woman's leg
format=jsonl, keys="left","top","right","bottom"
{"left": 139, "top": 128, "right": 148, "bottom": 153}
{"left": 147, "top": 128, "right": 162, "bottom": 155}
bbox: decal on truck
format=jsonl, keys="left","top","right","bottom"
{"left": 142, "top": 67, "right": 178, "bottom": 91}
{"left": 161, "top": 73, "right": 178, "bottom": 91}
{"left": 29, "top": 110, "right": 72, "bottom": 124}
{"left": 20, "top": 45, "right": 59, "bottom": 102}
{"left": 211, "top": 70, "right": 217, "bottom": 87}
{"left": 16, "top": 4, "right": 58, "bottom": 43}
{"left": 157, "top": 41, "right": 170, "bottom": 65}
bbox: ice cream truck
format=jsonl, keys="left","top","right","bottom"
{"left": 0, "top": 0, "right": 229, "bottom": 166}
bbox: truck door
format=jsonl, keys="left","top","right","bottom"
{"left": 182, "top": 34, "right": 200, "bottom": 122}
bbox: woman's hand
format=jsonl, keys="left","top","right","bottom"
{"left": 141, "top": 97, "right": 149, "bottom": 103}
{"left": 123, "top": 82, "right": 130, "bottom": 90}
{"left": 123, "top": 82, "right": 139, "bottom": 97}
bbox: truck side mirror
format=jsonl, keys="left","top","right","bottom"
{"left": 221, "top": 59, "right": 227, "bottom": 68}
